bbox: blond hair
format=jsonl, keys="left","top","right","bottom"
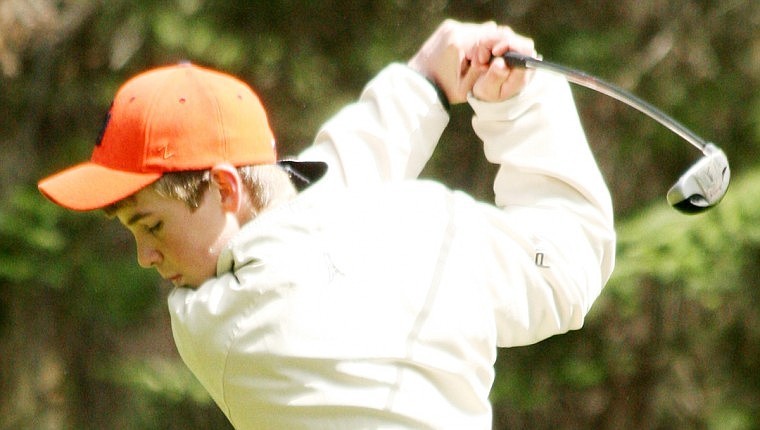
{"left": 104, "top": 164, "right": 297, "bottom": 216}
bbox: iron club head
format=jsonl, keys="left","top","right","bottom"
{"left": 667, "top": 143, "right": 730, "bottom": 214}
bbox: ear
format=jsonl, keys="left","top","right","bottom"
{"left": 209, "top": 163, "right": 243, "bottom": 213}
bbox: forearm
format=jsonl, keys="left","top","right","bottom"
{"left": 298, "top": 64, "right": 450, "bottom": 187}
{"left": 470, "top": 71, "right": 612, "bottom": 216}
{"left": 470, "top": 71, "right": 616, "bottom": 346}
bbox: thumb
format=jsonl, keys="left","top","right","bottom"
{"left": 472, "top": 57, "right": 511, "bottom": 102}
{"left": 454, "top": 57, "right": 489, "bottom": 103}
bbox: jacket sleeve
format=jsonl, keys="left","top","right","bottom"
{"left": 468, "top": 71, "right": 616, "bottom": 347}
{"left": 297, "top": 64, "right": 450, "bottom": 187}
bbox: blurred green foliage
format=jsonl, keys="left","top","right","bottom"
{"left": 2, "top": 0, "right": 759, "bottom": 429}
{"left": 492, "top": 168, "right": 760, "bottom": 429}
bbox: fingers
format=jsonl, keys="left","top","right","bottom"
{"left": 470, "top": 26, "right": 536, "bottom": 102}
{"left": 472, "top": 57, "right": 533, "bottom": 102}
{"left": 439, "top": 20, "right": 500, "bottom": 104}
{"left": 408, "top": 19, "right": 536, "bottom": 105}
{"left": 473, "top": 57, "right": 508, "bottom": 99}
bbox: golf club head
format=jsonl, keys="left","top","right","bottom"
{"left": 667, "top": 143, "right": 730, "bottom": 214}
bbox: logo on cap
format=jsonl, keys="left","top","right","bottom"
{"left": 161, "top": 144, "right": 175, "bottom": 159}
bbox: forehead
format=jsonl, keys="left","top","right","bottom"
{"left": 113, "top": 188, "right": 186, "bottom": 224}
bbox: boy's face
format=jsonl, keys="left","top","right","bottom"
{"left": 114, "top": 186, "right": 241, "bottom": 288}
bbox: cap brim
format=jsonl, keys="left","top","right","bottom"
{"left": 38, "top": 162, "right": 162, "bottom": 211}
{"left": 278, "top": 160, "right": 328, "bottom": 191}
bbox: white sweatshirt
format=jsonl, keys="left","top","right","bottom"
{"left": 168, "top": 64, "right": 615, "bottom": 429}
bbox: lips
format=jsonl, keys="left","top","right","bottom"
{"left": 159, "top": 270, "right": 182, "bottom": 284}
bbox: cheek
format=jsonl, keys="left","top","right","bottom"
{"left": 166, "top": 213, "right": 237, "bottom": 269}
{"left": 203, "top": 220, "right": 240, "bottom": 258}
{"left": 168, "top": 229, "right": 218, "bottom": 264}
{"left": 159, "top": 230, "right": 219, "bottom": 286}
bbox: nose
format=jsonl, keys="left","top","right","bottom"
{"left": 136, "top": 238, "right": 162, "bottom": 268}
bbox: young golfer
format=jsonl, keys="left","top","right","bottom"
{"left": 38, "top": 20, "right": 615, "bottom": 429}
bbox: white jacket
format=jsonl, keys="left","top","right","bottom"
{"left": 168, "top": 64, "right": 615, "bottom": 429}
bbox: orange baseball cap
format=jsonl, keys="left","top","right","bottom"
{"left": 38, "top": 62, "right": 323, "bottom": 211}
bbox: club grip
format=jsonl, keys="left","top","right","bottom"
{"left": 502, "top": 51, "right": 530, "bottom": 69}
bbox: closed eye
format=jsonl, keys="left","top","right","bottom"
{"left": 147, "top": 221, "right": 163, "bottom": 235}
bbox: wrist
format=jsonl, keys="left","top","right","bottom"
{"left": 406, "top": 60, "right": 451, "bottom": 111}
{"left": 425, "top": 77, "right": 451, "bottom": 112}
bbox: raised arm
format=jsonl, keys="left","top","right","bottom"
{"left": 298, "top": 20, "right": 530, "bottom": 187}
{"left": 469, "top": 48, "right": 616, "bottom": 346}
{"left": 297, "top": 64, "right": 449, "bottom": 187}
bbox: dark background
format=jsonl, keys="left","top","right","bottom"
{"left": 2, "top": 1, "right": 759, "bottom": 428}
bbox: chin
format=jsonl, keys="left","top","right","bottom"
{"left": 179, "top": 274, "right": 214, "bottom": 289}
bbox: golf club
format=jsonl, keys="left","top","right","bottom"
{"left": 502, "top": 52, "right": 730, "bottom": 214}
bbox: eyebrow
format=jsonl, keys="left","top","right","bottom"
{"left": 126, "top": 212, "right": 151, "bottom": 226}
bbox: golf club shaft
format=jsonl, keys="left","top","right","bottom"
{"left": 502, "top": 52, "right": 709, "bottom": 153}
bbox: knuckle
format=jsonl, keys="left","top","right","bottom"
{"left": 441, "top": 19, "right": 459, "bottom": 33}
